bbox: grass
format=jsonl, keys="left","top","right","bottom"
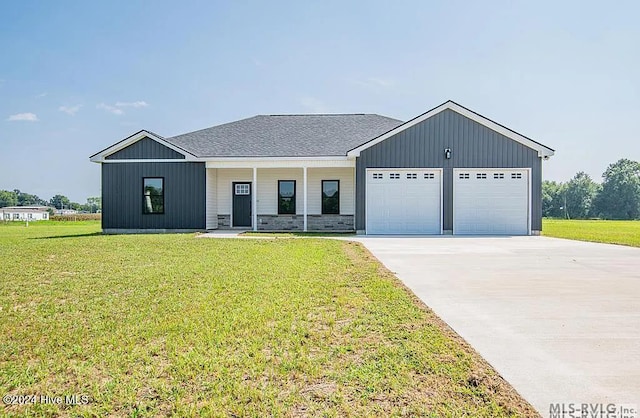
{"left": 542, "top": 219, "right": 640, "bottom": 247}
{"left": 1, "top": 221, "right": 536, "bottom": 417}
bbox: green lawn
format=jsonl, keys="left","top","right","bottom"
{"left": 0, "top": 221, "right": 535, "bottom": 417}
{"left": 543, "top": 219, "right": 640, "bottom": 247}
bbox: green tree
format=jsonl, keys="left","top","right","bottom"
{"left": 86, "top": 197, "right": 102, "bottom": 213}
{"left": 0, "top": 190, "right": 18, "bottom": 207}
{"left": 49, "top": 194, "right": 72, "bottom": 210}
{"left": 563, "top": 172, "right": 599, "bottom": 219}
{"left": 542, "top": 181, "right": 565, "bottom": 218}
{"left": 12, "top": 189, "right": 46, "bottom": 206}
{"left": 593, "top": 159, "right": 640, "bottom": 219}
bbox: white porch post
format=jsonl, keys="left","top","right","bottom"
{"left": 252, "top": 167, "right": 257, "bottom": 231}
{"left": 303, "top": 166, "right": 308, "bottom": 232}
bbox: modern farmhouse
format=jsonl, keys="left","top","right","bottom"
{"left": 90, "top": 100, "right": 554, "bottom": 235}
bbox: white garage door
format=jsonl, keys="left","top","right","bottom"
{"left": 453, "top": 169, "right": 529, "bottom": 235}
{"left": 366, "top": 169, "right": 442, "bottom": 234}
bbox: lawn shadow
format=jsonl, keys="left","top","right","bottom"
{"left": 30, "top": 232, "right": 104, "bottom": 240}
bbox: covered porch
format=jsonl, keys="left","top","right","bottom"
{"left": 205, "top": 159, "right": 355, "bottom": 232}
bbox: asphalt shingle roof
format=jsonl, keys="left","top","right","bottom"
{"left": 164, "top": 114, "right": 404, "bottom": 157}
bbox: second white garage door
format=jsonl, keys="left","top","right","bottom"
{"left": 453, "top": 169, "right": 529, "bottom": 235}
{"left": 366, "top": 169, "right": 442, "bottom": 234}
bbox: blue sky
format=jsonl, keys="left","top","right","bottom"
{"left": 1, "top": 1, "right": 638, "bottom": 202}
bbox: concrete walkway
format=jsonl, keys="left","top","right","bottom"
{"left": 352, "top": 235, "right": 640, "bottom": 414}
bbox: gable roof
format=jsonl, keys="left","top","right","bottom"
{"left": 90, "top": 130, "right": 199, "bottom": 162}
{"left": 90, "top": 101, "right": 554, "bottom": 162}
{"left": 165, "top": 114, "right": 403, "bottom": 158}
{"left": 347, "top": 100, "right": 555, "bottom": 158}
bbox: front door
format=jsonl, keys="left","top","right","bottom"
{"left": 232, "top": 182, "right": 252, "bottom": 227}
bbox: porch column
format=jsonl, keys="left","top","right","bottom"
{"left": 303, "top": 166, "right": 308, "bottom": 232}
{"left": 252, "top": 167, "right": 257, "bottom": 231}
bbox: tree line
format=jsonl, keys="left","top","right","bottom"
{"left": 543, "top": 158, "right": 640, "bottom": 220}
{"left": 0, "top": 189, "right": 101, "bottom": 213}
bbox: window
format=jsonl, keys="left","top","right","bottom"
{"left": 424, "top": 173, "right": 435, "bottom": 179}
{"left": 143, "top": 177, "right": 164, "bottom": 214}
{"left": 389, "top": 173, "right": 400, "bottom": 179}
{"left": 235, "top": 183, "right": 250, "bottom": 195}
{"left": 476, "top": 173, "right": 487, "bottom": 179}
{"left": 511, "top": 173, "right": 523, "bottom": 179}
{"left": 372, "top": 173, "right": 383, "bottom": 179}
{"left": 278, "top": 180, "right": 296, "bottom": 214}
{"left": 406, "top": 173, "right": 417, "bottom": 179}
{"left": 493, "top": 173, "right": 505, "bottom": 179}
{"left": 43, "top": 213, "right": 48, "bottom": 220}
{"left": 459, "top": 173, "right": 470, "bottom": 179}
{"left": 322, "top": 180, "right": 340, "bottom": 214}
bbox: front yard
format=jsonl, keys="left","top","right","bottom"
{"left": 542, "top": 219, "right": 640, "bottom": 247}
{"left": 0, "top": 221, "right": 535, "bottom": 416}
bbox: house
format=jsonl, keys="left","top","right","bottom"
{"left": 89, "top": 100, "right": 554, "bottom": 235}
{"left": 1, "top": 206, "right": 50, "bottom": 221}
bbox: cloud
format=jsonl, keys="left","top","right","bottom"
{"left": 36, "top": 92, "right": 47, "bottom": 98}
{"left": 300, "top": 97, "right": 328, "bottom": 113}
{"left": 7, "top": 112, "right": 38, "bottom": 122}
{"left": 115, "top": 101, "right": 148, "bottom": 108}
{"left": 59, "top": 105, "right": 82, "bottom": 116}
{"left": 97, "top": 103, "right": 124, "bottom": 115}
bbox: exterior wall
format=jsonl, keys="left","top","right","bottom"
{"left": 255, "top": 214, "right": 354, "bottom": 231}
{"left": 215, "top": 167, "right": 355, "bottom": 216}
{"left": 216, "top": 168, "right": 253, "bottom": 215}
{"left": 355, "top": 109, "right": 543, "bottom": 231}
{"left": 307, "top": 168, "right": 355, "bottom": 215}
{"left": 206, "top": 169, "right": 218, "bottom": 229}
{"left": 102, "top": 162, "right": 205, "bottom": 230}
{"left": 1, "top": 211, "right": 49, "bottom": 221}
{"left": 106, "top": 137, "right": 185, "bottom": 160}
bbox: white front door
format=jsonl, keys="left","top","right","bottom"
{"left": 453, "top": 169, "right": 529, "bottom": 235}
{"left": 366, "top": 169, "right": 442, "bottom": 234}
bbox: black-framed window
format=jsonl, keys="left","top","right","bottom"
{"left": 143, "top": 177, "right": 164, "bottom": 214}
{"left": 278, "top": 180, "right": 296, "bottom": 214}
{"left": 322, "top": 180, "right": 339, "bottom": 214}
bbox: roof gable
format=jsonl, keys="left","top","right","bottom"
{"left": 347, "top": 101, "right": 554, "bottom": 158}
{"left": 90, "top": 130, "right": 197, "bottom": 162}
{"left": 105, "top": 136, "right": 186, "bottom": 160}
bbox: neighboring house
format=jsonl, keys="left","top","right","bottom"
{"left": 89, "top": 100, "right": 554, "bottom": 235}
{"left": 0, "top": 206, "right": 50, "bottom": 221}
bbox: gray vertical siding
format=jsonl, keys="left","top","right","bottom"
{"left": 106, "top": 137, "right": 186, "bottom": 159}
{"left": 102, "top": 162, "right": 205, "bottom": 230}
{"left": 356, "top": 109, "right": 543, "bottom": 231}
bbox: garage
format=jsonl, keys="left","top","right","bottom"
{"left": 453, "top": 169, "right": 529, "bottom": 235}
{"left": 366, "top": 169, "right": 442, "bottom": 234}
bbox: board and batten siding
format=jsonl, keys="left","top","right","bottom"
{"left": 355, "top": 109, "right": 543, "bottom": 232}
{"left": 214, "top": 167, "right": 355, "bottom": 215}
{"left": 102, "top": 162, "right": 205, "bottom": 230}
{"left": 105, "top": 137, "right": 186, "bottom": 160}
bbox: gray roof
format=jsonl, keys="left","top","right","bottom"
{"left": 165, "top": 114, "right": 404, "bottom": 157}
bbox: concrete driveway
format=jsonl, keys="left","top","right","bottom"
{"left": 352, "top": 235, "right": 640, "bottom": 415}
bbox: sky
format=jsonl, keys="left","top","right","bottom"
{"left": 1, "top": 1, "right": 638, "bottom": 203}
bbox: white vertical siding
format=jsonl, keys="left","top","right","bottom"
{"left": 308, "top": 167, "right": 355, "bottom": 215}
{"left": 206, "top": 168, "right": 218, "bottom": 229}
{"left": 217, "top": 168, "right": 253, "bottom": 215}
